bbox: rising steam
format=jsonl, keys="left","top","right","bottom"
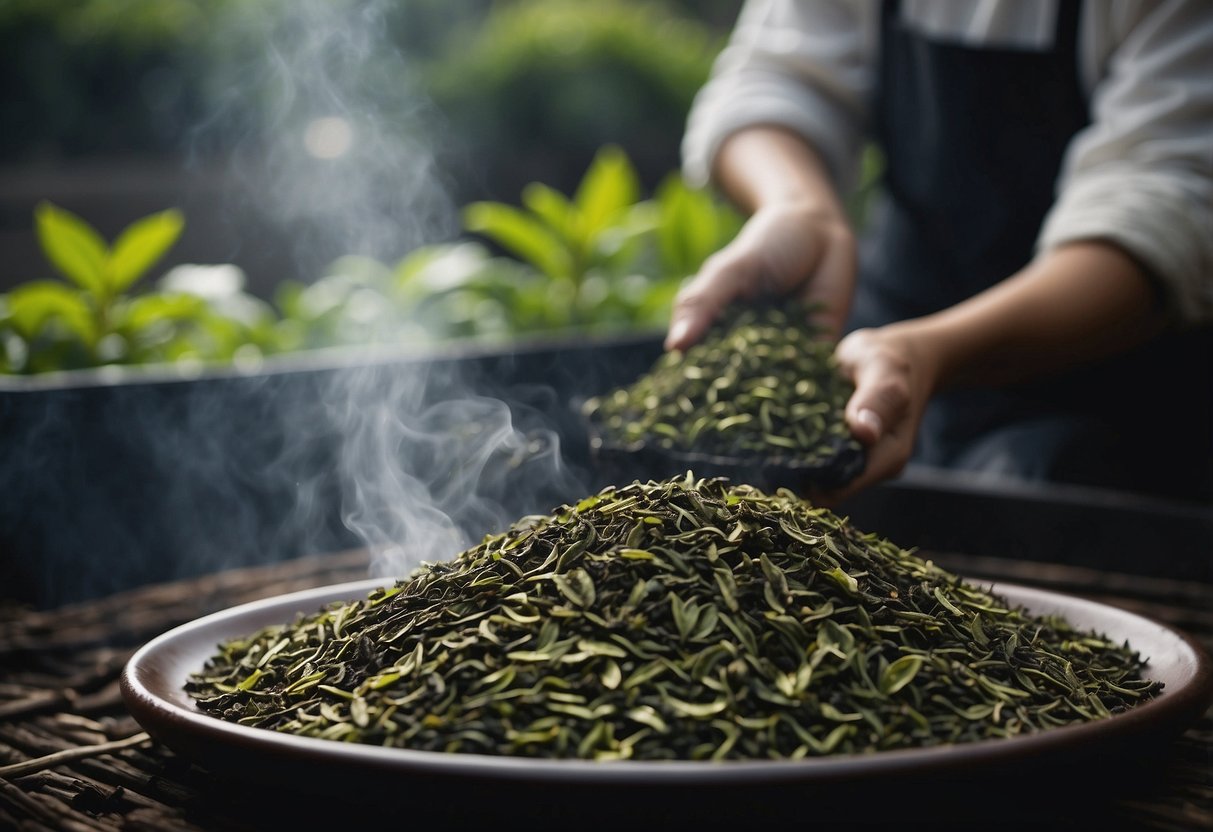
{"left": 329, "top": 358, "right": 589, "bottom": 579}
{"left": 192, "top": 0, "right": 587, "bottom": 578}
{"left": 1, "top": 0, "right": 600, "bottom": 610}
{"left": 191, "top": 0, "right": 460, "bottom": 270}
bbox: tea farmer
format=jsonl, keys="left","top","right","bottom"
{"left": 666, "top": 0, "right": 1213, "bottom": 503}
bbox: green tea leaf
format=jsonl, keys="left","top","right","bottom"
{"left": 521, "top": 182, "right": 574, "bottom": 242}
{"left": 118, "top": 292, "right": 207, "bottom": 332}
{"left": 665, "top": 695, "right": 727, "bottom": 719}
{"left": 823, "top": 566, "right": 859, "bottom": 595}
{"left": 626, "top": 705, "right": 668, "bottom": 733}
{"left": 573, "top": 144, "right": 638, "bottom": 242}
{"left": 34, "top": 201, "right": 108, "bottom": 295}
{"left": 463, "top": 201, "right": 573, "bottom": 282}
{"left": 108, "top": 208, "right": 185, "bottom": 293}
{"left": 880, "top": 655, "right": 924, "bottom": 696}
{"left": 553, "top": 568, "right": 596, "bottom": 608}
{"left": 6, "top": 281, "right": 96, "bottom": 344}
{"left": 185, "top": 475, "right": 1162, "bottom": 762}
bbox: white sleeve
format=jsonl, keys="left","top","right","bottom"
{"left": 1039, "top": 0, "right": 1213, "bottom": 325}
{"left": 680, "top": 0, "right": 877, "bottom": 197}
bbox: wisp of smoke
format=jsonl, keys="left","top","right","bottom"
{"left": 189, "top": 0, "right": 589, "bottom": 579}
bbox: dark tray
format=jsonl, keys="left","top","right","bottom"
{"left": 584, "top": 416, "right": 867, "bottom": 493}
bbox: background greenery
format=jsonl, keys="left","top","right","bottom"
{"left": 0, "top": 0, "right": 737, "bottom": 197}
{"left": 1, "top": 146, "right": 746, "bottom": 374}
{"left": 0, "top": 0, "right": 883, "bottom": 376}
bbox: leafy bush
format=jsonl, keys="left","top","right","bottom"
{"left": 1, "top": 0, "right": 726, "bottom": 198}
{"left": 275, "top": 145, "right": 743, "bottom": 347}
{"left": 2, "top": 147, "right": 743, "bottom": 374}
{"left": 423, "top": 0, "right": 725, "bottom": 202}
{"left": 0, "top": 202, "right": 280, "bottom": 374}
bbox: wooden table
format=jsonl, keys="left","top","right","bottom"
{"left": 2, "top": 547, "right": 1210, "bottom": 831}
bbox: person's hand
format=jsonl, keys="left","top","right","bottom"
{"left": 819, "top": 323, "right": 943, "bottom": 503}
{"left": 664, "top": 201, "right": 857, "bottom": 351}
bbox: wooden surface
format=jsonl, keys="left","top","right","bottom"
{"left": 1, "top": 547, "right": 1210, "bottom": 831}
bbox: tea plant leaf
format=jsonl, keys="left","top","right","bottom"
{"left": 581, "top": 302, "right": 863, "bottom": 483}
{"left": 463, "top": 201, "right": 573, "bottom": 282}
{"left": 34, "top": 201, "right": 108, "bottom": 295}
{"left": 626, "top": 706, "right": 668, "bottom": 733}
{"left": 118, "top": 292, "right": 208, "bottom": 331}
{"left": 553, "top": 568, "right": 596, "bottom": 608}
{"left": 108, "top": 208, "right": 185, "bottom": 293}
{"left": 6, "top": 281, "right": 96, "bottom": 344}
{"left": 665, "top": 696, "right": 727, "bottom": 719}
{"left": 823, "top": 566, "right": 859, "bottom": 596}
{"left": 521, "top": 182, "right": 575, "bottom": 242}
{"left": 655, "top": 176, "right": 739, "bottom": 278}
{"left": 689, "top": 603, "right": 720, "bottom": 641}
{"left": 969, "top": 613, "right": 990, "bottom": 647}
{"left": 573, "top": 144, "right": 638, "bottom": 242}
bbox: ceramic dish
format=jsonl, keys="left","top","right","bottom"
{"left": 121, "top": 578, "right": 1212, "bottom": 827}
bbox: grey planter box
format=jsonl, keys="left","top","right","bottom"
{"left": 0, "top": 334, "right": 664, "bottom": 609}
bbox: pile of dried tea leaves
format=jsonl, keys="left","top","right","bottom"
{"left": 582, "top": 302, "right": 863, "bottom": 476}
{"left": 187, "top": 474, "right": 1161, "bottom": 761}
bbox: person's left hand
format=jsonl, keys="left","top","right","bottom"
{"left": 816, "top": 323, "right": 941, "bottom": 504}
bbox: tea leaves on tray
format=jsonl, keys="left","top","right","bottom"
{"left": 582, "top": 303, "right": 862, "bottom": 468}
{"left": 186, "top": 474, "right": 1161, "bottom": 760}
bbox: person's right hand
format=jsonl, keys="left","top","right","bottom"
{"left": 664, "top": 200, "right": 857, "bottom": 352}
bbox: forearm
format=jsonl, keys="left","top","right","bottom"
{"left": 712, "top": 126, "right": 848, "bottom": 220}
{"left": 829, "top": 240, "right": 1170, "bottom": 500}
{"left": 899, "top": 241, "right": 1169, "bottom": 391}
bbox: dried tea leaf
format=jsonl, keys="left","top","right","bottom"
{"left": 187, "top": 474, "right": 1161, "bottom": 762}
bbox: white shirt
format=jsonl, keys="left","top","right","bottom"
{"left": 682, "top": 0, "right": 1213, "bottom": 324}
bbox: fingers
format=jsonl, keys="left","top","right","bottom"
{"left": 665, "top": 261, "right": 731, "bottom": 351}
{"left": 812, "top": 409, "right": 913, "bottom": 507}
{"left": 664, "top": 250, "right": 753, "bottom": 351}
{"left": 837, "top": 330, "right": 911, "bottom": 443}
{"left": 800, "top": 227, "right": 857, "bottom": 342}
{"left": 815, "top": 327, "right": 922, "bottom": 503}
{"left": 665, "top": 208, "right": 855, "bottom": 352}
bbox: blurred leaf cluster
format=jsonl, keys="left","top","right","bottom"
{"left": 1, "top": 0, "right": 731, "bottom": 202}
{"left": 273, "top": 145, "right": 743, "bottom": 350}
{"left": 0, "top": 203, "right": 280, "bottom": 374}
{"left": 426, "top": 0, "right": 728, "bottom": 200}
{"left": 2, "top": 147, "right": 742, "bottom": 375}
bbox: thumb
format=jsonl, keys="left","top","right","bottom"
{"left": 835, "top": 330, "right": 910, "bottom": 447}
{"left": 664, "top": 254, "right": 752, "bottom": 351}
{"left": 800, "top": 229, "right": 856, "bottom": 342}
{"left": 847, "top": 403, "right": 885, "bottom": 446}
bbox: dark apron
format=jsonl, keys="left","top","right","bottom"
{"left": 849, "top": 0, "right": 1213, "bottom": 503}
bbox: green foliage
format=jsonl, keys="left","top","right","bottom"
{"left": 276, "top": 146, "right": 742, "bottom": 349}
{"left": 461, "top": 145, "right": 733, "bottom": 333}
{"left": 0, "top": 0, "right": 238, "bottom": 159}
{"left": 425, "top": 0, "right": 725, "bottom": 201}
{"left": 270, "top": 244, "right": 536, "bottom": 350}
{"left": 3, "top": 148, "right": 743, "bottom": 374}
{"left": 0, "top": 0, "right": 242, "bottom": 47}
{"left": 0, "top": 203, "right": 279, "bottom": 374}
{"left": 1, "top": 0, "right": 728, "bottom": 195}
{"left": 463, "top": 145, "right": 648, "bottom": 328}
